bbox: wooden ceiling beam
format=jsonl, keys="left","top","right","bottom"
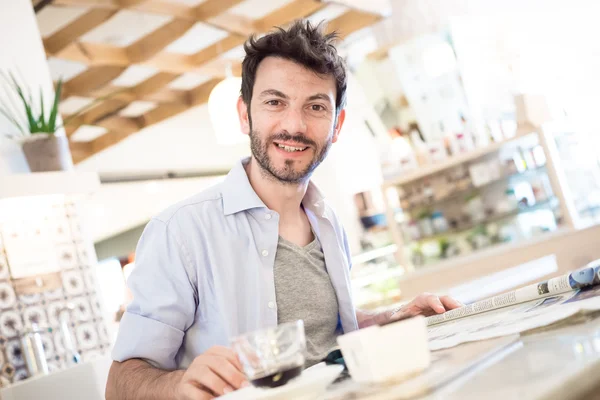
{"left": 52, "top": 0, "right": 120, "bottom": 7}
{"left": 191, "top": 34, "right": 246, "bottom": 66}
{"left": 51, "top": 0, "right": 255, "bottom": 29}
{"left": 96, "top": 115, "right": 142, "bottom": 133}
{"left": 187, "top": 78, "right": 221, "bottom": 107}
{"left": 126, "top": 19, "right": 196, "bottom": 63}
{"left": 207, "top": 12, "right": 256, "bottom": 36}
{"left": 141, "top": 53, "right": 197, "bottom": 74}
{"left": 193, "top": 0, "right": 245, "bottom": 20}
{"left": 135, "top": 102, "right": 188, "bottom": 127}
{"left": 63, "top": 71, "right": 180, "bottom": 134}
{"left": 62, "top": 66, "right": 127, "bottom": 97}
{"left": 56, "top": 42, "right": 129, "bottom": 66}
{"left": 325, "top": 9, "right": 382, "bottom": 39}
{"left": 196, "top": 58, "right": 241, "bottom": 78}
{"left": 143, "top": 88, "right": 189, "bottom": 104}
{"left": 131, "top": 72, "right": 179, "bottom": 97}
{"left": 72, "top": 78, "right": 221, "bottom": 162}
{"left": 69, "top": 140, "right": 94, "bottom": 164}
{"left": 49, "top": 0, "right": 329, "bottom": 80}
{"left": 84, "top": 124, "right": 140, "bottom": 161}
{"left": 255, "top": 0, "right": 326, "bottom": 32}
{"left": 43, "top": 9, "right": 119, "bottom": 54}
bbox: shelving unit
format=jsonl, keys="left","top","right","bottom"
{"left": 378, "top": 126, "right": 580, "bottom": 271}
{"left": 401, "top": 166, "right": 547, "bottom": 214}
{"left": 349, "top": 123, "right": 595, "bottom": 311}
{"left": 382, "top": 130, "right": 535, "bottom": 188}
{"left": 408, "top": 197, "right": 558, "bottom": 243}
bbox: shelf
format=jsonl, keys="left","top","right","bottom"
{"left": 404, "top": 165, "right": 547, "bottom": 214}
{"left": 351, "top": 244, "right": 398, "bottom": 265}
{"left": 0, "top": 171, "right": 100, "bottom": 200}
{"left": 408, "top": 197, "right": 557, "bottom": 243}
{"left": 352, "top": 267, "right": 405, "bottom": 289}
{"left": 383, "top": 130, "right": 537, "bottom": 188}
{"left": 398, "top": 226, "right": 575, "bottom": 283}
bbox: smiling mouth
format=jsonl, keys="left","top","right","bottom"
{"left": 274, "top": 143, "right": 309, "bottom": 152}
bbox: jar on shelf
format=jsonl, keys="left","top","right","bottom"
{"left": 495, "top": 188, "right": 519, "bottom": 213}
{"left": 417, "top": 215, "right": 434, "bottom": 237}
{"left": 406, "top": 220, "right": 421, "bottom": 240}
{"left": 431, "top": 211, "right": 449, "bottom": 233}
{"left": 463, "top": 195, "right": 486, "bottom": 223}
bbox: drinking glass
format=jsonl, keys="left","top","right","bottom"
{"left": 231, "top": 320, "right": 306, "bottom": 388}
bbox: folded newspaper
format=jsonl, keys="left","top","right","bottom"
{"left": 427, "top": 259, "right": 600, "bottom": 326}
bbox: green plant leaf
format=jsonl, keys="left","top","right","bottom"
{"left": 39, "top": 86, "right": 48, "bottom": 132}
{"left": 9, "top": 72, "right": 37, "bottom": 132}
{"left": 48, "top": 78, "right": 62, "bottom": 133}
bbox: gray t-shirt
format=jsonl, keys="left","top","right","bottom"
{"left": 274, "top": 235, "right": 340, "bottom": 367}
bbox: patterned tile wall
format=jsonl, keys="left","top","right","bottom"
{"left": 0, "top": 199, "right": 111, "bottom": 386}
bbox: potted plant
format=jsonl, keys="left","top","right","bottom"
{"left": 1, "top": 71, "right": 72, "bottom": 172}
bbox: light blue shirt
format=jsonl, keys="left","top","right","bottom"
{"left": 111, "top": 158, "right": 359, "bottom": 370}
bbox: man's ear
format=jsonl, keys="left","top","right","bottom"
{"left": 237, "top": 97, "right": 250, "bottom": 135}
{"left": 331, "top": 109, "right": 346, "bottom": 143}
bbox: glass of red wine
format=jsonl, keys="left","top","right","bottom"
{"left": 231, "top": 320, "right": 307, "bottom": 389}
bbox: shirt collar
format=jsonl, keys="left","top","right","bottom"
{"left": 222, "top": 157, "right": 327, "bottom": 217}
{"left": 222, "top": 158, "right": 266, "bottom": 215}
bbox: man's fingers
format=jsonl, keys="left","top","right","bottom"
{"left": 206, "top": 346, "right": 244, "bottom": 371}
{"left": 179, "top": 381, "right": 215, "bottom": 400}
{"left": 426, "top": 295, "right": 446, "bottom": 314}
{"left": 190, "top": 364, "right": 231, "bottom": 397}
{"left": 440, "top": 295, "right": 463, "bottom": 310}
{"left": 205, "top": 354, "right": 249, "bottom": 390}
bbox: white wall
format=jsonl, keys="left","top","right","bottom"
{"left": 0, "top": 0, "right": 58, "bottom": 173}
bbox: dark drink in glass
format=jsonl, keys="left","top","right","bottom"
{"left": 250, "top": 365, "right": 303, "bottom": 388}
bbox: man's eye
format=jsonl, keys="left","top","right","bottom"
{"left": 311, "top": 105, "right": 325, "bottom": 111}
{"left": 267, "top": 100, "right": 280, "bottom": 106}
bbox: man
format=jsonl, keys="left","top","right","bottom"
{"left": 106, "top": 20, "right": 462, "bottom": 400}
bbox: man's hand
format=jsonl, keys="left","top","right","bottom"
{"left": 387, "top": 293, "right": 463, "bottom": 323}
{"left": 177, "top": 346, "right": 249, "bottom": 400}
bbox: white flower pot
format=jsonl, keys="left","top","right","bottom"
{"left": 21, "top": 135, "right": 73, "bottom": 172}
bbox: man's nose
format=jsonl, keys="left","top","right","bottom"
{"left": 280, "top": 107, "right": 307, "bottom": 135}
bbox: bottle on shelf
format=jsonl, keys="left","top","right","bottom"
{"left": 408, "top": 123, "right": 430, "bottom": 166}
{"left": 431, "top": 211, "right": 449, "bottom": 233}
{"left": 406, "top": 220, "right": 421, "bottom": 240}
{"left": 385, "top": 127, "right": 418, "bottom": 174}
{"left": 417, "top": 212, "right": 434, "bottom": 237}
{"left": 532, "top": 144, "right": 546, "bottom": 166}
{"left": 428, "top": 140, "right": 449, "bottom": 163}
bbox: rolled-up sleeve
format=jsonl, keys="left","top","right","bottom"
{"left": 111, "top": 218, "right": 197, "bottom": 370}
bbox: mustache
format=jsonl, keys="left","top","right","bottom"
{"left": 269, "top": 132, "right": 316, "bottom": 147}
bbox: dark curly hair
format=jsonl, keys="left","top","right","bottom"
{"left": 241, "top": 20, "right": 347, "bottom": 115}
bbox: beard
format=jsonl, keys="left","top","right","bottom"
{"left": 249, "top": 124, "right": 333, "bottom": 185}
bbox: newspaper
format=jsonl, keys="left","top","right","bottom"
{"left": 427, "top": 259, "right": 600, "bottom": 327}
{"left": 428, "top": 277, "right": 600, "bottom": 351}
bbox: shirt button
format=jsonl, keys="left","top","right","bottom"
{"left": 265, "top": 213, "right": 272, "bottom": 220}
{"left": 268, "top": 301, "right": 275, "bottom": 309}
{"left": 261, "top": 249, "right": 269, "bottom": 257}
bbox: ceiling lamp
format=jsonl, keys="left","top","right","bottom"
{"left": 207, "top": 65, "right": 247, "bottom": 146}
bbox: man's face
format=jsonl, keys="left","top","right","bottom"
{"left": 237, "top": 56, "right": 345, "bottom": 184}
